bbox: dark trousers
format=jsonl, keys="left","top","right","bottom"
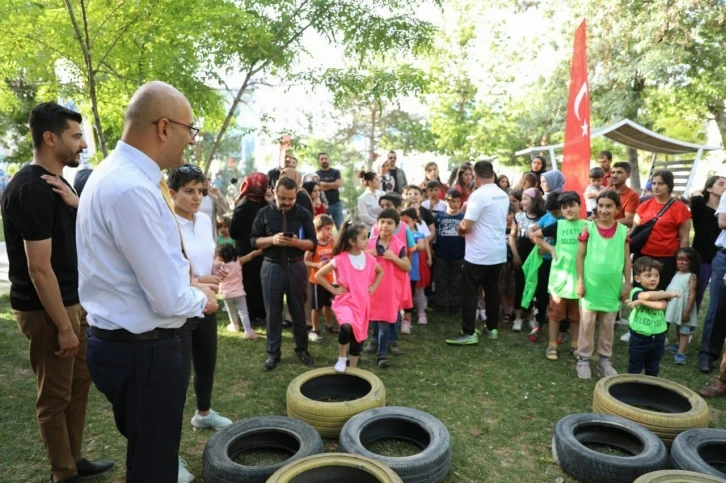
{"left": 261, "top": 260, "right": 309, "bottom": 357}
{"left": 339, "top": 324, "right": 362, "bottom": 356}
{"left": 434, "top": 257, "right": 463, "bottom": 309}
{"left": 181, "top": 313, "right": 217, "bottom": 412}
{"left": 461, "top": 261, "right": 503, "bottom": 335}
{"left": 532, "top": 259, "right": 551, "bottom": 324}
{"left": 701, "top": 252, "right": 726, "bottom": 363}
{"left": 372, "top": 321, "right": 394, "bottom": 357}
{"left": 87, "top": 331, "right": 185, "bottom": 483}
{"left": 627, "top": 330, "right": 666, "bottom": 377}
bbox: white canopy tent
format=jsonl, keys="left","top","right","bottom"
{"left": 515, "top": 119, "right": 721, "bottom": 196}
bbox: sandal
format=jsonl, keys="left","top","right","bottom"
{"left": 545, "top": 346, "right": 558, "bottom": 361}
{"left": 527, "top": 326, "right": 540, "bottom": 343}
{"left": 556, "top": 331, "right": 569, "bottom": 345}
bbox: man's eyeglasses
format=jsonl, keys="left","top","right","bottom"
{"left": 152, "top": 118, "right": 200, "bottom": 140}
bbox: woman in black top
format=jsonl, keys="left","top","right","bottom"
{"left": 690, "top": 175, "right": 726, "bottom": 309}
{"left": 230, "top": 172, "right": 269, "bottom": 321}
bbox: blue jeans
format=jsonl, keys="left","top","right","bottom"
{"left": 700, "top": 251, "right": 726, "bottom": 363}
{"left": 371, "top": 322, "right": 394, "bottom": 357}
{"left": 628, "top": 330, "right": 666, "bottom": 377}
{"left": 327, "top": 201, "right": 344, "bottom": 230}
{"left": 371, "top": 313, "right": 400, "bottom": 343}
{"left": 697, "top": 262, "right": 713, "bottom": 312}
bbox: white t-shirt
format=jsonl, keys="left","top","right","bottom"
{"left": 422, "top": 199, "right": 446, "bottom": 212}
{"left": 330, "top": 252, "right": 368, "bottom": 270}
{"left": 463, "top": 183, "right": 510, "bottom": 265}
{"left": 176, "top": 212, "right": 215, "bottom": 276}
{"left": 715, "top": 195, "right": 726, "bottom": 248}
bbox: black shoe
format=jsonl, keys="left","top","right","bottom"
{"left": 76, "top": 458, "right": 115, "bottom": 477}
{"left": 698, "top": 358, "right": 715, "bottom": 373}
{"left": 264, "top": 356, "right": 280, "bottom": 371}
{"left": 282, "top": 320, "right": 293, "bottom": 328}
{"left": 297, "top": 350, "right": 314, "bottom": 366}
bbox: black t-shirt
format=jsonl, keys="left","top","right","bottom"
{"left": 691, "top": 195, "right": 720, "bottom": 263}
{"left": 419, "top": 206, "right": 435, "bottom": 228}
{"left": 73, "top": 168, "right": 93, "bottom": 197}
{"left": 316, "top": 168, "right": 342, "bottom": 205}
{"left": 1, "top": 165, "right": 79, "bottom": 311}
{"left": 541, "top": 222, "right": 558, "bottom": 243}
{"left": 296, "top": 190, "right": 314, "bottom": 215}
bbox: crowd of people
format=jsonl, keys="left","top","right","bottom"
{"left": 3, "top": 82, "right": 726, "bottom": 483}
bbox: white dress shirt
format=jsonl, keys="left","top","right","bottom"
{"left": 77, "top": 141, "right": 207, "bottom": 333}
{"left": 176, "top": 212, "right": 215, "bottom": 277}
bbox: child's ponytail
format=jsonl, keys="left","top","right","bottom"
{"left": 333, "top": 218, "right": 367, "bottom": 256}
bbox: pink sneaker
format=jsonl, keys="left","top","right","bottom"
{"left": 401, "top": 320, "right": 412, "bottom": 334}
{"left": 417, "top": 314, "right": 427, "bottom": 325}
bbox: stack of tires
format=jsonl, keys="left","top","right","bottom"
{"left": 202, "top": 367, "right": 453, "bottom": 482}
{"left": 552, "top": 375, "right": 725, "bottom": 483}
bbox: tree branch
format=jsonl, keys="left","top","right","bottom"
{"left": 93, "top": 6, "right": 150, "bottom": 72}
{"left": 90, "top": 0, "right": 129, "bottom": 48}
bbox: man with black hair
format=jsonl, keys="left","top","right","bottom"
{"left": 316, "top": 152, "right": 343, "bottom": 229}
{"left": 2, "top": 102, "right": 114, "bottom": 483}
{"left": 599, "top": 150, "right": 613, "bottom": 187}
{"left": 387, "top": 150, "right": 408, "bottom": 195}
{"left": 251, "top": 176, "right": 317, "bottom": 371}
{"left": 446, "top": 160, "right": 509, "bottom": 345}
{"left": 608, "top": 161, "right": 639, "bottom": 227}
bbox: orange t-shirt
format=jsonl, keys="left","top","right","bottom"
{"left": 612, "top": 186, "right": 640, "bottom": 221}
{"left": 308, "top": 241, "right": 334, "bottom": 284}
{"left": 636, "top": 198, "right": 691, "bottom": 257}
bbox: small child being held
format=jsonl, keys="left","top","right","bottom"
{"left": 214, "top": 244, "right": 262, "bottom": 338}
{"left": 584, "top": 167, "right": 606, "bottom": 218}
{"left": 664, "top": 247, "right": 700, "bottom": 365}
{"left": 626, "top": 256, "right": 680, "bottom": 377}
{"left": 316, "top": 220, "right": 384, "bottom": 372}
{"left": 304, "top": 214, "right": 338, "bottom": 342}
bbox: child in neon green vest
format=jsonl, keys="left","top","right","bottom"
{"left": 532, "top": 191, "right": 585, "bottom": 362}
{"left": 626, "top": 257, "right": 680, "bottom": 377}
{"left": 575, "top": 191, "right": 632, "bottom": 380}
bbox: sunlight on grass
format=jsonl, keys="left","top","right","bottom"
{"left": 1, "top": 294, "right": 725, "bottom": 482}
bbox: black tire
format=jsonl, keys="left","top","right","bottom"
{"left": 552, "top": 413, "right": 668, "bottom": 483}
{"left": 671, "top": 429, "right": 726, "bottom": 479}
{"left": 202, "top": 416, "right": 324, "bottom": 483}
{"left": 338, "top": 406, "right": 451, "bottom": 483}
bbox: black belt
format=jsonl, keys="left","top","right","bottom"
{"left": 90, "top": 326, "right": 179, "bottom": 341}
{"left": 264, "top": 256, "right": 304, "bottom": 264}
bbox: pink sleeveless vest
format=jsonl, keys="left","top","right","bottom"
{"left": 367, "top": 235, "right": 407, "bottom": 322}
{"left": 331, "top": 252, "right": 377, "bottom": 342}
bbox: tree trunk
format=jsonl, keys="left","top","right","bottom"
{"left": 63, "top": 0, "right": 109, "bottom": 157}
{"left": 367, "top": 103, "right": 377, "bottom": 171}
{"left": 711, "top": 99, "right": 726, "bottom": 148}
{"left": 627, "top": 147, "right": 641, "bottom": 192}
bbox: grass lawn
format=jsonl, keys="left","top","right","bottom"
{"left": 1, "top": 296, "right": 725, "bottom": 483}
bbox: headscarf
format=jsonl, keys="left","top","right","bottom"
{"left": 542, "top": 170, "right": 565, "bottom": 193}
{"left": 238, "top": 172, "right": 268, "bottom": 203}
{"left": 302, "top": 181, "right": 318, "bottom": 197}
{"left": 302, "top": 172, "right": 320, "bottom": 184}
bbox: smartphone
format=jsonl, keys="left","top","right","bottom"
{"left": 283, "top": 232, "right": 295, "bottom": 238}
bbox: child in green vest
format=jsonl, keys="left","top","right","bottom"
{"left": 575, "top": 191, "right": 632, "bottom": 380}
{"left": 627, "top": 257, "right": 680, "bottom": 376}
{"left": 532, "top": 191, "right": 585, "bottom": 361}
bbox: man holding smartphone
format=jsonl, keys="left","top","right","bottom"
{"left": 251, "top": 177, "right": 317, "bottom": 370}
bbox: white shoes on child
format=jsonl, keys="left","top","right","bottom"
{"left": 512, "top": 319, "right": 523, "bottom": 332}
{"left": 401, "top": 320, "right": 412, "bottom": 334}
{"left": 335, "top": 357, "right": 347, "bottom": 373}
{"left": 226, "top": 323, "right": 238, "bottom": 332}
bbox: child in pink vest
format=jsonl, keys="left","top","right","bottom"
{"left": 315, "top": 221, "right": 384, "bottom": 372}
{"left": 366, "top": 208, "right": 412, "bottom": 368}
{"left": 213, "top": 244, "right": 260, "bottom": 339}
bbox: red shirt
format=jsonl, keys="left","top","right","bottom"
{"left": 611, "top": 186, "right": 640, "bottom": 222}
{"left": 636, "top": 198, "right": 691, "bottom": 257}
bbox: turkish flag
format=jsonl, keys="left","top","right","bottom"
{"left": 561, "top": 20, "right": 590, "bottom": 217}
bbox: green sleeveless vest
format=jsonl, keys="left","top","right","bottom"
{"left": 548, "top": 219, "right": 586, "bottom": 299}
{"left": 581, "top": 221, "right": 627, "bottom": 312}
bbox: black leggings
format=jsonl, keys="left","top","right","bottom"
{"left": 181, "top": 312, "right": 218, "bottom": 412}
{"left": 338, "top": 323, "right": 362, "bottom": 356}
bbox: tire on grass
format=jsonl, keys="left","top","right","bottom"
{"left": 552, "top": 413, "right": 667, "bottom": 483}
{"left": 202, "top": 416, "right": 324, "bottom": 483}
{"left": 338, "top": 406, "right": 451, "bottom": 483}
{"left": 286, "top": 367, "right": 385, "bottom": 439}
{"left": 670, "top": 429, "right": 726, "bottom": 479}
{"left": 267, "top": 453, "right": 403, "bottom": 483}
{"left": 592, "top": 374, "right": 709, "bottom": 445}
{"left": 634, "top": 470, "right": 726, "bottom": 482}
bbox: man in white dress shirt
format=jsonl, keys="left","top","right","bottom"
{"left": 76, "top": 81, "right": 217, "bottom": 482}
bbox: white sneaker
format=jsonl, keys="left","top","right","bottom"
{"left": 334, "top": 357, "right": 347, "bottom": 373}
{"left": 191, "top": 409, "right": 232, "bottom": 430}
{"left": 178, "top": 457, "right": 195, "bottom": 483}
{"left": 512, "top": 319, "right": 523, "bottom": 332}
{"left": 620, "top": 331, "right": 631, "bottom": 343}
{"left": 308, "top": 331, "right": 323, "bottom": 342}
{"left": 226, "top": 323, "right": 239, "bottom": 333}
{"left": 401, "top": 321, "right": 412, "bottom": 335}
{"left": 479, "top": 310, "right": 487, "bottom": 321}
{"left": 528, "top": 319, "right": 536, "bottom": 331}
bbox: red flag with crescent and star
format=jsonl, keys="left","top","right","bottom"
{"left": 561, "top": 19, "right": 590, "bottom": 217}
